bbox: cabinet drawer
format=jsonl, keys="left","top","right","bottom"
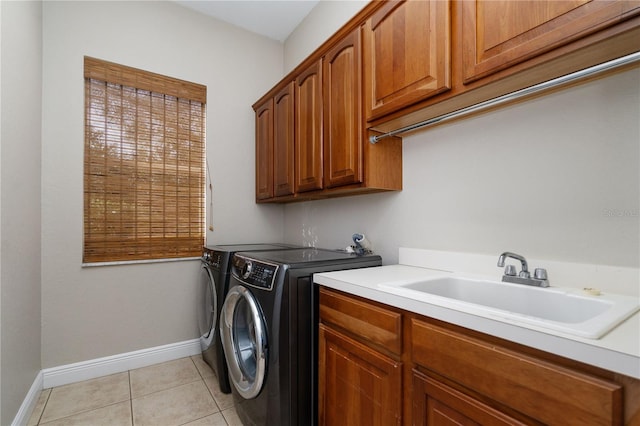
{"left": 319, "top": 287, "right": 402, "bottom": 355}
{"left": 411, "top": 319, "right": 622, "bottom": 426}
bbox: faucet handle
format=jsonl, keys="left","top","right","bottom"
{"left": 504, "top": 265, "right": 517, "bottom": 276}
{"left": 534, "top": 268, "right": 548, "bottom": 280}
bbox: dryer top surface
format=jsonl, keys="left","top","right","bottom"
{"left": 237, "top": 248, "right": 381, "bottom": 268}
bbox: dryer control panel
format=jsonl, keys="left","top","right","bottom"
{"left": 232, "top": 255, "right": 279, "bottom": 291}
{"left": 202, "top": 249, "right": 223, "bottom": 269}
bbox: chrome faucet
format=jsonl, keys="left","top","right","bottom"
{"left": 497, "top": 252, "right": 529, "bottom": 277}
{"left": 497, "top": 251, "right": 549, "bottom": 287}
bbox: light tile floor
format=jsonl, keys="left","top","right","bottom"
{"left": 27, "top": 355, "right": 243, "bottom": 426}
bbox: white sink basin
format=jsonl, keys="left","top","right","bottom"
{"left": 379, "top": 276, "right": 640, "bottom": 339}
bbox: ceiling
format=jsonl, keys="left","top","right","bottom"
{"left": 174, "top": 0, "right": 321, "bottom": 42}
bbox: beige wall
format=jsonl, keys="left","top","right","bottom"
{"left": 1, "top": 1, "right": 43, "bottom": 423}
{"left": 41, "top": 0, "right": 284, "bottom": 369}
{"left": 283, "top": 3, "right": 640, "bottom": 293}
{"left": 3, "top": 0, "right": 637, "bottom": 420}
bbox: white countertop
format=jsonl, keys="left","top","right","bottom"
{"left": 314, "top": 250, "right": 640, "bottom": 379}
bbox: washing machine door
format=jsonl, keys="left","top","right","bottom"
{"left": 220, "top": 285, "right": 267, "bottom": 399}
{"left": 197, "top": 263, "right": 217, "bottom": 350}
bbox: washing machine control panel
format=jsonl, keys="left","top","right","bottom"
{"left": 202, "top": 249, "right": 223, "bottom": 269}
{"left": 232, "top": 255, "right": 279, "bottom": 291}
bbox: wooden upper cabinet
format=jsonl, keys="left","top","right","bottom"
{"left": 323, "top": 28, "right": 363, "bottom": 189}
{"left": 462, "top": 0, "right": 640, "bottom": 83}
{"left": 273, "top": 83, "right": 295, "bottom": 197}
{"left": 363, "top": 0, "right": 451, "bottom": 121}
{"left": 255, "top": 99, "right": 274, "bottom": 201}
{"left": 295, "top": 59, "right": 323, "bottom": 193}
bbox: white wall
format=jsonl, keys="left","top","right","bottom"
{"left": 41, "top": 0, "right": 284, "bottom": 368}
{"left": 283, "top": 4, "right": 640, "bottom": 294}
{"left": 1, "top": 1, "right": 43, "bottom": 423}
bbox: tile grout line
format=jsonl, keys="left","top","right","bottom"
{"left": 35, "top": 389, "right": 52, "bottom": 426}
{"left": 130, "top": 377, "right": 206, "bottom": 401}
{"left": 128, "top": 370, "right": 134, "bottom": 426}
{"left": 190, "top": 356, "right": 231, "bottom": 425}
{"left": 189, "top": 356, "right": 226, "bottom": 421}
{"left": 189, "top": 356, "right": 218, "bottom": 408}
{"left": 38, "top": 401, "right": 131, "bottom": 426}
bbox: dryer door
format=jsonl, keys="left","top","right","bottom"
{"left": 197, "top": 263, "right": 217, "bottom": 350}
{"left": 220, "top": 285, "right": 267, "bottom": 399}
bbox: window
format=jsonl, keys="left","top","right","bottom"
{"left": 83, "top": 57, "right": 206, "bottom": 263}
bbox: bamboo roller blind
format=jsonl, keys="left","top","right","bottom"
{"left": 84, "top": 57, "right": 206, "bottom": 263}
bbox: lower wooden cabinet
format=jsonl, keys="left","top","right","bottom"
{"left": 318, "top": 286, "right": 403, "bottom": 425}
{"left": 318, "top": 287, "right": 638, "bottom": 426}
{"left": 318, "top": 324, "right": 402, "bottom": 426}
{"left": 411, "top": 319, "right": 623, "bottom": 426}
{"left": 412, "top": 370, "right": 525, "bottom": 426}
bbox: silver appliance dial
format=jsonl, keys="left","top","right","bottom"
{"left": 242, "top": 260, "right": 253, "bottom": 279}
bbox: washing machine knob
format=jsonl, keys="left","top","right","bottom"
{"left": 242, "top": 260, "right": 253, "bottom": 279}
{"left": 202, "top": 251, "right": 211, "bottom": 262}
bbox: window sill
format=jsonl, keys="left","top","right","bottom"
{"left": 82, "top": 256, "right": 200, "bottom": 268}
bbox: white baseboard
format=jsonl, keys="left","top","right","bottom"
{"left": 13, "top": 339, "right": 201, "bottom": 425}
{"left": 42, "top": 338, "right": 202, "bottom": 389}
{"left": 12, "top": 371, "right": 43, "bottom": 426}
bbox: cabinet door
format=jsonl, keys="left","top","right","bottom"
{"left": 323, "top": 28, "right": 363, "bottom": 188}
{"left": 295, "top": 60, "right": 323, "bottom": 193}
{"left": 462, "top": 0, "right": 640, "bottom": 83}
{"left": 255, "top": 99, "right": 273, "bottom": 201}
{"left": 363, "top": 0, "right": 451, "bottom": 121}
{"left": 318, "top": 324, "right": 402, "bottom": 426}
{"left": 273, "top": 83, "right": 295, "bottom": 197}
{"left": 412, "top": 370, "right": 526, "bottom": 426}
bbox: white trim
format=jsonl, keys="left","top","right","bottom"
{"left": 13, "top": 339, "right": 201, "bottom": 425}
{"left": 42, "top": 338, "right": 201, "bottom": 389}
{"left": 11, "top": 371, "right": 44, "bottom": 426}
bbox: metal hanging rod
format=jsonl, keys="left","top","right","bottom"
{"left": 369, "top": 51, "right": 640, "bottom": 144}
